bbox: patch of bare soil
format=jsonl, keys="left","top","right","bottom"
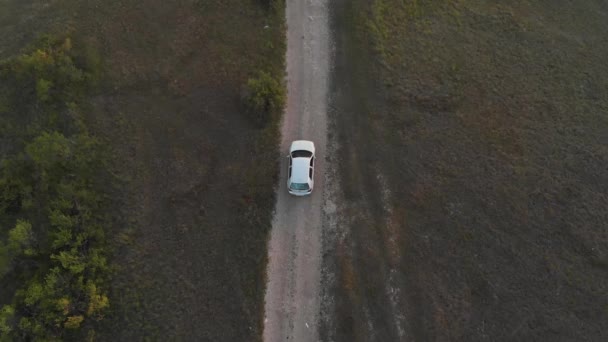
{"left": 324, "top": 0, "right": 608, "bottom": 341}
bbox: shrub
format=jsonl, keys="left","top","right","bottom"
{"left": 244, "top": 71, "right": 285, "bottom": 127}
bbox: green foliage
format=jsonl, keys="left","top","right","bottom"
{"left": 56, "top": 298, "right": 70, "bottom": 316}
{"left": 0, "top": 306, "right": 14, "bottom": 336}
{"left": 86, "top": 282, "right": 109, "bottom": 318}
{"left": 26, "top": 131, "right": 71, "bottom": 169}
{"left": 1, "top": 131, "right": 110, "bottom": 339}
{"left": 35, "top": 78, "right": 53, "bottom": 102}
{"left": 22, "top": 281, "right": 45, "bottom": 306}
{"left": 25, "top": 131, "right": 72, "bottom": 193}
{"left": 64, "top": 315, "right": 83, "bottom": 329}
{"left": 7, "top": 220, "right": 36, "bottom": 256}
{"left": 51, "top": 249, "right": 86, "bottom": 274}
{"left": 244, "top": 71, "right": 285, "bottom": 127}
{"left": 2, "top": 43, "right": 87, "bottom": 107}
{"left": 0, "top": 36, "right": 101, "bottom": 149}
{"left": 0, "top": 37, "right": 110, "bottom": 341}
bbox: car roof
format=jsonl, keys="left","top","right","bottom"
{"left": 290, "top": 140, "right": 315, "bottom": 154}
{"left": 291, "top": 157, "right": 310, "bottom": 183}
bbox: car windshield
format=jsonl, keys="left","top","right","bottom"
{"left": 291, "top": 150, "right": 313, "bottom": 158}
{"left": 290, "top": 183, "right": 310, "bottom": 191}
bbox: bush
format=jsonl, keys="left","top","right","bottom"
{"left": 244, "top": 71, "right": 285, "bottom": 127}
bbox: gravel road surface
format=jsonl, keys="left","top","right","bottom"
{"left": 263, "top": 0, "right": 331, "bottom": 341}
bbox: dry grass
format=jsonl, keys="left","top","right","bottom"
{"left": 328, "top": 0, "right": 608, "bottom": 340}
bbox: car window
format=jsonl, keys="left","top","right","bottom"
{"left": 292, "top": 150, "right": 313, "bottom": 158}
{"left": 289, "top": 166, "right": 292, "bottom": 178}
{"left": 310, "top": 157, "right": 314, "bottom": 167}
{"left": 290, "top": 183, "right": 310, "bottom": 190}
{"left": 309, "top": 167, "right": 312, "bottom": 178}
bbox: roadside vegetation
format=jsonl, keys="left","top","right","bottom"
{"left": 327, "top": 0, "right": 608, "bottom": 340}
{"left": 0, "top": 37, "right": 109, "bottom": 340}
{"left": 1, "top": 0, "right": 286, "bottom": 341}
{"left": 244, "top": 70, "right": 286, "bottom": 127}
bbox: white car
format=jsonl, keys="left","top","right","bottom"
{"left": 287, "top": 140, "right": 315, "bottom": 196}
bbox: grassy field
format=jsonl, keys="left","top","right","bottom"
{"left": 326, "top": 0, "right": 608, "bottom": 340}
{"left": 1, "top": 0, "right": 285, "bottom": 340}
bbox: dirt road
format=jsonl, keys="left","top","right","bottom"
{"left": 263, "top": 0, "right": 331, "bottom": 341}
